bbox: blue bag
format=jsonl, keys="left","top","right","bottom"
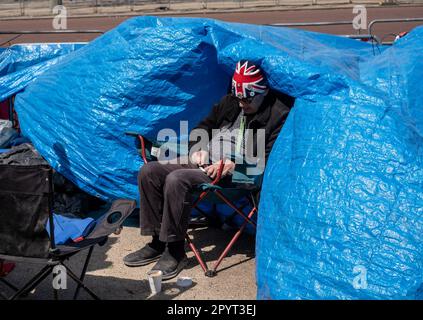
{"left": 46, "top": 214, "right": 96, "bottom": 245}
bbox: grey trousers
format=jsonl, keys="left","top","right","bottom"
{"left": 138, "top": 159, "right": 213, "bottom": 242}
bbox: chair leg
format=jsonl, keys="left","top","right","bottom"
{"left": 222, "top": 202, "right": 249, "bottom": 228}
{"left": 0, "top": 277, "right": 18, "bottom": 292}
{"left": 214, "top": 190, "right": 257, "bottom": 228}
{"left": 72, "top": 246, "right": 94, "bottom": 300}
{"left": 9, "top": 265, "right": 53, "bottom": 300}
{"left": 62, "top": 264, "right": 100, "bottom": 300}
{"left": 2, "top": 247, "right": 98, "bottom": 300}
{"left": 185, "top": 234, "right": 212, "bottom": 276}
{"left": 189, "top": 190, "right": 258, "bottom": 277}
{"left": 0, "top": 291, "right": 7, "bottom": 299}
{"left": 1, "top": 278, "right": 17, "bottom": 300}
{"left": 212, "top": 207, "right": 257, "bottom": 273}
{"left": 192, "top": 189, "right": 212, "bottom": 208}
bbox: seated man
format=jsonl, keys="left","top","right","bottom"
{"left": 123, "top": 60, "right": 291, "bottom": 280}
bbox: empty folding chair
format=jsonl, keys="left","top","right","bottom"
{"left": 0, "top": 162, "right": 136, "bottom": 300}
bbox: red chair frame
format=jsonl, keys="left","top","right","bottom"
{"left": 129, "top": 132, "right": 258, "bottom": 277}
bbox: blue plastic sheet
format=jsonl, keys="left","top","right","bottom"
{"left": 0, "top": 43, "right": 84, "bottom": 101}
{"left": 5, "top": 16, "right": 422, "bottom": 299}
{"left": 257, "top": 29, "right": 423, "bottom": 299}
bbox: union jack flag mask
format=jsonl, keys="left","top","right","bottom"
{"left": 231, "top": 60, "right": 268, "bottom": 100}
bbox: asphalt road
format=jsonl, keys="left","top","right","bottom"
{"left": 0, "top": 5, "right": 422, "bottom": 45}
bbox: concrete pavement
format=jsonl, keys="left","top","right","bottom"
{"left": 2, "top": 223, "right": 256, "bottom": 300}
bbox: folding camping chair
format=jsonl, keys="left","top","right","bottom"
{"left": 0, "top": 163, "right": 136, "bottom": 300}
{"left": 126, "top": 132, "right": 260, "bottom": 277}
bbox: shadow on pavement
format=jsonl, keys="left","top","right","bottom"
{"left": 184, "top": 226, "right": 256, "bottom": 272}
{"left": 1, "top": 224, "right": 255, "bottom": 300}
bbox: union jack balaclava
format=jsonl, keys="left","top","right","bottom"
{"left": 231, "top": 60, "right": 268, "bottom": 100}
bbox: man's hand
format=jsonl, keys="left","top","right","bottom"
{"left": 205, "top": 159, "right": 235, "bottom": 179}
{"left": 191, "top": 150, "right": 209, "bottom": 166}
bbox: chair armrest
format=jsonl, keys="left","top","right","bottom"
{"left": 125, "top": 132, "right": 156, "bottom": 163}
{"left": 124, "top": 131, "right": 141, "bottom": 138}
{"left": 125, "top": 131, "right": 183, "bottom": 163}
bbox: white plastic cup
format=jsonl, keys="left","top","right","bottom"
{"left": 147, "top": 270, "right": 163, "bottom": 295}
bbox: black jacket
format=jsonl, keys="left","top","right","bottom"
{"left": 188, "top": 91, "right": 291, "bottom": 166}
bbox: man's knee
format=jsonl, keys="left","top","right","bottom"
{"left": 138, "top": 162, "right": 164, "bottom": 183}
{"left": 164, "top": 170, "right": 186, "bottom": 190}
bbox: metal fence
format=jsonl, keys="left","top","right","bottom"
{"left": 270, "top": 17, "right": 423, "bottom": 44}
{"left": 2, "top": 16, "right": 422, "bottom": 47}
{"left": 3, "top": 0, "right": 422, "bottom": 18}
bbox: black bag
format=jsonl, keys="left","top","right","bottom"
{"left": 0, "top": 164, "right": 52, "bottom": 258}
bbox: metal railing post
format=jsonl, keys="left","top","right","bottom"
{"left": 50, "top": 0, "right": 63, "bottom": 9}
{"left": 19, "top": 0, "right": 25, "bottom": 16}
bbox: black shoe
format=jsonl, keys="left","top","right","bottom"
{"left": 151, "top": 249, "right": 188, "bottom": 281}
{"left": 123, "top": 244, "right": 163, "bottom": 267}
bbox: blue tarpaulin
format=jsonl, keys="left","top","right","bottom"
{"left": 0, "top": 42, "right": 84, "bottom": 101}
{"left": 0, "top": 16, "right": 421, "bottom": 299}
